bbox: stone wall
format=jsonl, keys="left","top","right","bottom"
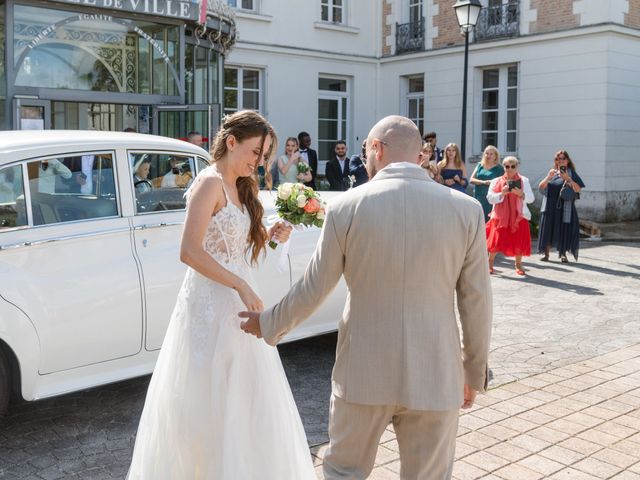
{"left": 432, "top": 0, "right": 464, "bottom": 48}
{"left": 383, "top": 0, "right": 393, "bottom": 55}
{"left": 529, "top": 0, "right": 579, "bottom": 34}
{"left": 625, "top": 0, "right": 640, "bottom": 28}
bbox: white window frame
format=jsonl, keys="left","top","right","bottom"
{"left": 320, "top": 0, "right": 346, "bottom": 24}
{"left": 226, "top": 0, "right": 257, "bottom": 12}
{"left": 223, "top": 66, "right": 263, "bottom": 115}
{"left": 404, "top": 74, "right": 425, "bottom": 135}
{"left": 474, "top": 63, "right": 518, "bottom": 155}
{"left": 318, "top": 76, "right": 351, "bottom": 166}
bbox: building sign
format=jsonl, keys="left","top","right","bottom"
{"left": 54, "top": 0, "right": 194, "bottom": 19}
{"left": 52, "top": 0, "right": 235, "bottom": 23}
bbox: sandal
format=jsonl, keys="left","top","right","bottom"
{"left": 540, "top": 255, "right": 549, "bottom": 262}
{"left": 515, "top": 265, "right": 526, "bottom": 276}
{"left": 489, "top": 266, "right": 495, "bottom": 274}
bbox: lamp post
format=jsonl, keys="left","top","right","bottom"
{"left": 453, "top": 0, "right": 482, "bottom": 163}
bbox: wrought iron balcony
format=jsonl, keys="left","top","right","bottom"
{"left": 396, "top": 19, "right": 425, "bottom": 54}
{"left": 475, "top": 1, "right": 519, "bottom": 42}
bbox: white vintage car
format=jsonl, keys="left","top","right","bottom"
{"left": 0, "top": 130, "right": 345, "bottom": 416}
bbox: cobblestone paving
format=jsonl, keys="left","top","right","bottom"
{"left": 0, "top": 242, "right": 638, "bottom": 479}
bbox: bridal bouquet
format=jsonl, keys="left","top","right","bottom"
{"left": 269, "top": 182, "right": 325, "bottom": 249}
{"left": 296, "top": 162, "right": 311, "bottom": 175}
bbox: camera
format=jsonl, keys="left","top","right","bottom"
{"left": 559, "top": 166, "right": 567, "bottom": 174}
{"left": 172, "top": 167, "right": 180, "bottom": 175}
{"left": 507, "top": 179, "right": 521, "bottom": 191}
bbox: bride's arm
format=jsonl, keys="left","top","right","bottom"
{"left": 180, "top": 175, "right": 263, "bottom": 311}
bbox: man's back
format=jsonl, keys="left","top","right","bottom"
{"left": 328, "top": 165, "right": 491, "bottom": 410}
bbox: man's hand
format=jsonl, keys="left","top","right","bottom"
{"left": 461, "top": 384, "right": 477, "bottom": 409}
{"left": 239, "top": 311, "right": 262, "bottom": 338}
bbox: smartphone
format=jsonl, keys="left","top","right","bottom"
{"left": 79, "top": 172, "right": 88, "bottom": 180}
{"left": 559, "top": 166, "right": 567, "bottom": 174}
{"left": 508, "top": 179, "right": 521, "bottom": 191}
{"left": 172, "top": 167, "right": 180, "bottom": 174}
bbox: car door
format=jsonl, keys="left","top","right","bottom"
{"left": 129, "top": 150, "right": 199, "bottom": 351}
{"left": 0, "top": 153, "right": 143, "bottom": 374}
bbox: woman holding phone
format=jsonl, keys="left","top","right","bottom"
{"left": 537, "top": 150, "right": 585, "bottom": 263}
{"left": 486, "top": 156, "right": 534, "bottom": 275}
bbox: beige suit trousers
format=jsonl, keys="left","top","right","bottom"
{"left": 323, "top": 395, "right": 459, "bottom": 480}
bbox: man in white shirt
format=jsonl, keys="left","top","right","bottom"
{"left": 38, "top": 159, "right": 72, "bottom": 194}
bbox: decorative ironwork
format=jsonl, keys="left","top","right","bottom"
{"left": 475, "top": 1, "right": 519, "bottom": 41}
{"left": 396, "top": 19, "right": 425, "bottom": 54}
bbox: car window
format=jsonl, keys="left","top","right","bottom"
{"left": 27, "top": 153, "right": 118, "bottom": 226}
{"left": 129, "top": 152, "right": 195, "bottom": 214}
{"left": 0, "top": 165, "right": 27, "bottom": 230}
{"left": 196, "top": 156, "right": 210, "bottom": 173}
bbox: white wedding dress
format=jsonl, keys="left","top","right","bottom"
{"left": 127, "top": 179, "right": 316, "bottom": 479}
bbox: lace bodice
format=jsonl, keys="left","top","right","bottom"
{"left": 204, "top": 196, "right": 251, "bottom": 268}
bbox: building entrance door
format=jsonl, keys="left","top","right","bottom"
{"left": 152, "top": 104, "right": 220, "bottom": 152}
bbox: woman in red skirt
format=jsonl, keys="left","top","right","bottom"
{"left": 486, "top": 156, "right": 534, "bottom": 275}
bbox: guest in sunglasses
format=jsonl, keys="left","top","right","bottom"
{"left": 537, "top": 150, "right": 585, "bottom": 263}
{"left": 485, "top": 156, "right": 534, "bottom": 275}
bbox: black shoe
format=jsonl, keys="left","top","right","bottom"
{"left": 561, "top": 255, "right": 568, "bottom": 263}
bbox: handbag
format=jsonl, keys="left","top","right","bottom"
{"left": 560, "top": 182, "right": 574, "bottom": 202}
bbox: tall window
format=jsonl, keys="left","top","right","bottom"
{"left": 321, "top": 0, "right": 344, "bottom": 23}
{"left": 409, "top": 0, "right": 423, "bottom": 24}
{"left": 318, "top": 77, "right": 349, "bottom": 162}
{"left": 227, "top": 0, "right": 254, "bottom": 10}
{"left": 480, "top": 64, "right": 518, "bottom": 153}
{"left": 223, "top": 67, "right": 262, "bottom": 115}
{"left": 406, "top": 75, "right": 424, "bottom": 134}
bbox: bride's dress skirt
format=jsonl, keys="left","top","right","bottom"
{"left": 127, "top": 267, "right": 316, "bottom": 479}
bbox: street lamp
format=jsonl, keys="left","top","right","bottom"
{"left": 453, "top": 0, "right": 482, "bottom": 163}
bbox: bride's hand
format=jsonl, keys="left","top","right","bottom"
{"left": 235, "top": 281, "right": 264, "bottom": 312}
{"left": 269, "top": 222, "right": 293, "bottom": 243}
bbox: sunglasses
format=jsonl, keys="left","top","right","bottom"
{"left": 556, "top": 156, "right": 567, "bottom": 160}
{"left": 503, "top": 164, "right": 517, "bottom": 169}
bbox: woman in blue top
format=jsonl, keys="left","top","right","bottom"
{"left": 437, "top": 143, "right": 468, "bottom": 194}
{"left": 537, "top": 150, "right": 585, "bottom": 263}
{"left": 470, "top": 145, "right": 504, "bottom": 221}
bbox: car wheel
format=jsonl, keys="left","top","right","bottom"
{"left": 0, "top": 348, "right": 10, "bottom": 418}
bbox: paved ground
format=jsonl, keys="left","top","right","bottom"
{"left": 0, "top": 241, "right": 638, "bottom": 479}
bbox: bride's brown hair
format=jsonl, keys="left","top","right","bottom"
{"left": 210, "top": 110, "right": 277, "bottom": 265}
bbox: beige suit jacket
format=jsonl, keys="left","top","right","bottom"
{"left": 260, "top": 164, "right": 492, "bottom": 411}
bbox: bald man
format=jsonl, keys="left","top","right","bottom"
{"left": 241, "top": 116, "right": 492, "bottom": 479}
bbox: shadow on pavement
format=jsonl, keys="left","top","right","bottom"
{"left": 499, "top": 273, "right": 605, "bottom": 295}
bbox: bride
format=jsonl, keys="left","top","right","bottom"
{"left": 127, "top": 111, "right": 316, "bottom": 479}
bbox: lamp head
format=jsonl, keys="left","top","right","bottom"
{"left": 453, "top": 0, "right": 482, "bottom": 31}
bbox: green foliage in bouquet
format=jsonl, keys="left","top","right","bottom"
{"left": 274, "top": 182, "right": 324, "bottom": 228}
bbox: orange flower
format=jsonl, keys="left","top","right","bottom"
{"left": 303, "top": 197, "right": 321, "bottom": 213}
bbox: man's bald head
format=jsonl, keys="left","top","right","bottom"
{"left": 366, "top": 116, "right": 422, "bottom": 174}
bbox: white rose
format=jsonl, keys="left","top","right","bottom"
{"left": 296, "top": 194, "right": 307, "bottom": 208}
{"left": 278, "top": 183, "right": 292, "bottom": 200}
{"left": 317, "top": 209, "right": 325, "bottom": 220}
